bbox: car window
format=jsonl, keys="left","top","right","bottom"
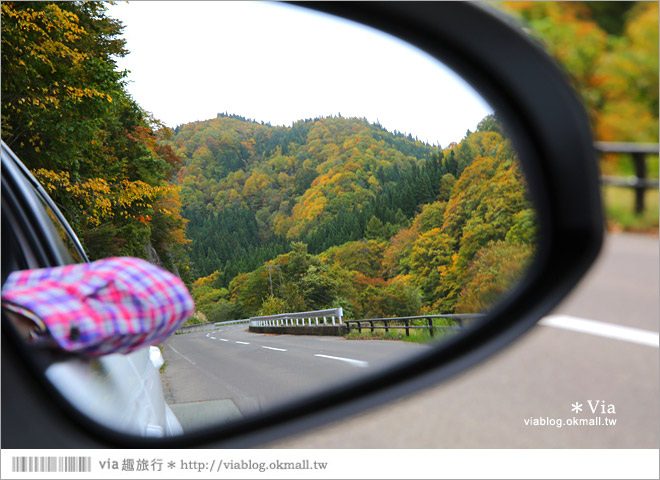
{"left": 0, "top": 205, "right": 28, "bottom": 284}
{"left": 30, "top": 184, "right": 85, "bottom": 265}
{"left": 2, "top": 161, "right": 184, "bottom": 438}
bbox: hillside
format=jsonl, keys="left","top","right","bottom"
{"left": 170, "top": 114, "right": 447, "bottom": 286}
{"left": 168, "top": 114, "right": 536, "bottom": 322}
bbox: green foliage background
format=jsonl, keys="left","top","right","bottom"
{"left": 499, "top": 1, "right": 659, "bottom": 232}
{"left": 2, "top": 2, "right": 541, "bottom": 327}
{"left": 1, "top": 1, "right": 192, "bottom": 277}
{"left": 178, "top": 115, "right": 537, "bottom": 321}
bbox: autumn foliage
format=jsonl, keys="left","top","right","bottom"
{"left": 1, "top": 2, "right": 190, "bottom": 277}
{"left": 186, "top": 116, "right": 537, "bottom": 321}
{"left": 501, "top": 2, "right": 658, "bottom": 174}
{"left": 3, "top": 2, "right": 541, "bottom": 325}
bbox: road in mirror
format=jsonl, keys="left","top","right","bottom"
{"left": 107, "top": 2, "right": 538, "bottom": 434}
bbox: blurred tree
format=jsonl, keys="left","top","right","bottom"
{"left": 258, "top": 295, "right": 289, "bottom": 316}
{"left": 584, "top": 1, "right": 635, "bottom": 35}
{"left": 320, "top": 240, "right": 385, "bottom": 278}
{"left": 501, "top": 1, "right": 658, "bottom": 144}
{"left": 359, "top": 279, "right": 422, "bottom": 319}
{"left": 593, "top": 2, "right": 659, "bottom": 143}
{"left": 454, "top": 240, "right": 533, "bottom": 314}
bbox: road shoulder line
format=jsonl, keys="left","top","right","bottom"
{"left": 541, "top": 315, "right": 659, "bottom": 348}
{"left": 314, "top": 354, "right": 369, "bottom": 368}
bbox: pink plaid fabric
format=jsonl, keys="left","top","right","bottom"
{"left": 1, "top": 257, "right": 194, "bottom": 356}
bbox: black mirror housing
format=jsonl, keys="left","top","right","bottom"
{"left": 1, "top": 2, "right": 603, "bottom": 448}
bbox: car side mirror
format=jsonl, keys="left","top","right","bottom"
{"left": 1, "top": 1, "right": 603, "bottom": 449}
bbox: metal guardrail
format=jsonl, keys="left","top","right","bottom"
{"left": 595, "top": 142, "right": 659, "bottom": 215}
{"left": 214, "top": 319, "right": 250, "bottom": 326}
{"left": 345, "top": 314, "right": 483, "bottom": 338}
{"left": 250, "top": 308, "right": 343, "bottom": 327}
{"left": 175, "top": 321, "right": 216, "bottom": 335}
{"left": 176, "top": 318, "right": 250, "bottom": 335}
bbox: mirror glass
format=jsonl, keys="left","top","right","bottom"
{"left": 49, "top": 1, "right": 539, "bottom": 435}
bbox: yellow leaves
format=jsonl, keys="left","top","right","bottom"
{"left": 592, "top": 3, "right": 658, "bottom": 143}
{"left": 2, "top": 2, "right": 114, "bottom": 116}
{"left": 344, "top": 162, "right": 360, "bottom": 172}
{"left": 228, "top": 188, "right": 241, "bottom": 204}
{"left": 272, "top": 213, "right": 293, "bottom": 238}
{"left": 303, "top": 194, "right": 327, "bottom": 219}
{"left": 33, "top": 168, "right": 177, "bottom": 227}
{"left": 62, "top": 86, "right": 111, "bottom": 104}
{"left": 192, "top": 270, "right": 222, "bottom": 289}
{"left": 3, "top": 3, "right": 87, "bottom": 66}
{"left": 596, "top": 101, "right": 658, "bottom": 144}
{"left": 501, "top": 1, "right": 658, "bottom": 144}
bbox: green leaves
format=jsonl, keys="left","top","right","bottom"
{"left": 2, "top": 2, "right": 191, "bottom": 276}
{"left": 173, "top": 115, "right": 446, "bottom": 281}
{"left": 185, "top": 116, "right": 537, "bottom": 320}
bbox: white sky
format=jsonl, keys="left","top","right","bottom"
{"left": 107, "top": 1, "right": 492, "bottom": 148}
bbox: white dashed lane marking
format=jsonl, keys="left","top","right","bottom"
{"left": 262, "top": 346, "right": 288, "bottom": 352}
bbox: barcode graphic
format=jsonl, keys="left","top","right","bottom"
{"left": 11, "top": 456, "right": 92, "bottom": 473}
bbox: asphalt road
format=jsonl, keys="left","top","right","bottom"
{"left": 268, "top": 232, "right": 659, "bottom": 448}
{"left": 160, "top": 323, "right": 429, "bottom": 429}
{"left": 162, "top": 232, "right": 658, "bottom": 447}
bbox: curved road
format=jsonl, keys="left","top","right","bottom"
{"left": 161, "top": 323, "right": 429, "bottom": 429}
{"left": 162, "top": 233, "right": 658, "bottom": 447}
{"left": 270, "top": 232, "right": 660, "bottom": 448}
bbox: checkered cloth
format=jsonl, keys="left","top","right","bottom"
{"left": 1, "top": 257, "right": 194, "bottom": 356}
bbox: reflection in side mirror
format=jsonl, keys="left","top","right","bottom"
{"left": 163, "top": 113, "right": 536, "bottom": 432}
{"left": 57, "top": 2, "right": 538, "bottom": 435}
{"left": 183, "top": 116, "right": 535, "bottom": 342}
